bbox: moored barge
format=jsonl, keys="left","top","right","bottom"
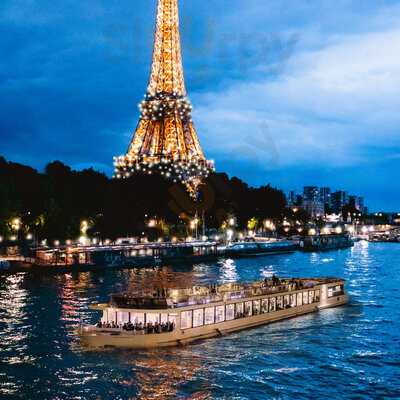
{"left": 300, "top": 233, "right": 354, "bottom": 252}
{"left": 79, "top": 276, "right": 348, "bottom": 349}
{"left": 225, "top": 240, "right": 297, "bottom": 257}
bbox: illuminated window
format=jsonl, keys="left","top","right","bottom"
{"left": 261, "top": 299, "right": 269, "bottom": 313}
{"left": 225, "top": 304, "right": 235, "bottom": 320}
{"left": 168, "top": 314, "right": 177, "bottom": 326}
{"left": 235, "top": 302, "right": 244, "bottom": 318}
{"left": 130, "top": 312, "right": 145, "bottom": 324}
{"left": 205, "top": 307, "right": 215, "bottom": 325}
{"left": 193, "top": 309, "right": 204, "bottom": 327}
{"left": 146, "top": 313, "right": 160, "bottom": 324}
{"left": 269, "top": 297, "right": 276, "bottom": 312}
{"left": 253, "top": 300, "right": 261, "bottom": 315}
{"left": 160, "top": 313, "right": 168, "bottom": 324}
{"left": 290, "top": 294, "right": 296, "bottom": 308}
{"left": 284, "top": 295, "right": 290, "bottom": 308}
{"left": 216, "top": 306, "right": 225, "bottom": 323}
{"left": 276, "top": 296, "right": 283, "bottom": 310}
{"left": 180, "top": 311, "right": 193, "bottom": 329}
{"left": 328, "top": 285, "right": 344, "bottom": 298}
{"left": 244, "top": 301, "right": 252, "bottom": 317}
{"left": 117, "top": 311, "right": 130, "bottom": 324}
{"left": 309, "top": 290, "right": 315, "bottom": 303}
{"left": 303, "top": 291, "right": 309, "bottom": 305}
{"left": 315, "top": 289, "right": 321, "bottom": 302}
{"left": 297, "top": 292, "right": 303, "bottom": 307}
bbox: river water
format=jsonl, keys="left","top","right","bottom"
{"left": 0, "top": 241, "right": 399, "bottom": 399}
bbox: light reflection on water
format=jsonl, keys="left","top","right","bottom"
{"left": 0, "top": 242, "right": 399, "bottom": 399}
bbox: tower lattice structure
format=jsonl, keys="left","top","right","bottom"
{"left": 114, "top": 0, "right": 214, "bottom": 196}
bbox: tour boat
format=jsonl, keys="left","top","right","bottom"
{"left": 79, "top": 276, "right": 348, "bottom": 349}
{"left": 225, "top": 240, "right": 297, "bottom": 257}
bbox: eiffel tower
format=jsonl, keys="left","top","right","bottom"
{"left": 114, "top": 0, "right": 215, "bottom": 196}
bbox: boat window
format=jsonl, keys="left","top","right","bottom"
{"left": 205, "top": 307, "right": 215, "bottom": 325}
{"left": 315, "top": 289, "right": 321, "bottom": 302}
{"left": 276, "top": 296, "right": 283, "bottom": 310}
{"left": 235, "top": 302, "right": 244, "bottom": 318}
{"left": 226, "top": 304, "right": 235, "bottom": 320}
{"left": 168, "top": 314, "right": 177, "bottom": 326}
{"left": 193, "top": 309, "right": 204, "bottom": 327}
{"left": 117, "top": 311, "right": 130, "bottom": 324}
{"left": 303, "top": 291, "right": 309, "bottom": 305}
{"left": 309, "top": 290, "right": 315, "bottom": 303}
{"left": 216, "top": 306, "right": 225, "bottom": 323}
{"left": 253, "top": 300, "right": 261, "bottom": 315}
{"left": 130, "top": 312, "right": 145, "bottom": 324}
{"left": 146, "top": 313, "right": 160, "bottom": 324}
{"left": 269, "top": 297, "right": 276, "bottom": 312}
{"left": 101, "top": 310, "right": 109, "bottom": 323}
{"left": 181, "top": 311, "right": 193, "bottom": 329}
{"left": 290, "top": 294, "right": 296, "bottom": 308}
{"left": 328, "top": 285, "right": 344, "bottom": 298}
{"left": 244, "top": 301, "right": 252, "bottom": 317}
{"left": 261, "top": 299, "right": 269, "bottom": 313}
{"left": 297, "top": 292, "right": 303, "bottom": 307}
{"left": 283, "top": 295, "right": 290, "bottom": 309}
{"left": 160, "top": 313, "right": 168, "bottom": 324}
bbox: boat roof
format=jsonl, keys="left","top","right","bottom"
{"left": 106, "top": 277, "right": 345, "bottom": 310}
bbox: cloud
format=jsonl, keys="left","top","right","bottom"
{"left": 194, "top": 27, "right": 400, "bottom": 171}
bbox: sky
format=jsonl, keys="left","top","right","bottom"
{"left": 1, "top": 0, "right": 400, "bottom": 211}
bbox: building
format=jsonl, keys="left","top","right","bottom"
{"left": 319, "top": 187, "right": 332, "bottom": 211}
{"left": 303, "top": 186, "right": 325, "bottom": 218}
{"left": 331, "top": 191, "right": 348, "bottom": 214}
{"left": 348, "top": 195, "right": 365, "bottom": 212}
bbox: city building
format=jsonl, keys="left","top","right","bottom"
{"left": 319, "top": 187, "right": 332, "bottom": 211}
{"left": 302, "top": 186, "right": 325, "bottom": 218}
{"left": 286, "top": 187, "right": 367, "bottom": 219}
{"left": 331, "top": 191, "right": 348, "bottom": 214}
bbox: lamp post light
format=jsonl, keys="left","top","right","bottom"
{"left": 190, "top": 217, "right": 199, "bottom": 240}
{"left": 308, "top": 228, "right": 317, "bottom": 236}
{"left": 226, "top": 229, "right": 234, "bottom": 243}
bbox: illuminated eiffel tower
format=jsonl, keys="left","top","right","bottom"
{"left": 114, "top": 0, "right": 215, "bottom": 196}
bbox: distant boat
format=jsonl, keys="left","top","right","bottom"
{"left": 224, "top": 240, "right": 297, "bottom": 257}
{"left": 300, "top": 233, "right": 354, "bottom": 252}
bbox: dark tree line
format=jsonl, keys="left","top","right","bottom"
{"left": 0, "top": 156, "right": 287, "bottom": 241}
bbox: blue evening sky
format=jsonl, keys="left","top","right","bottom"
{"left": 1, "top": 0, "right": 399, "bottom": 211}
